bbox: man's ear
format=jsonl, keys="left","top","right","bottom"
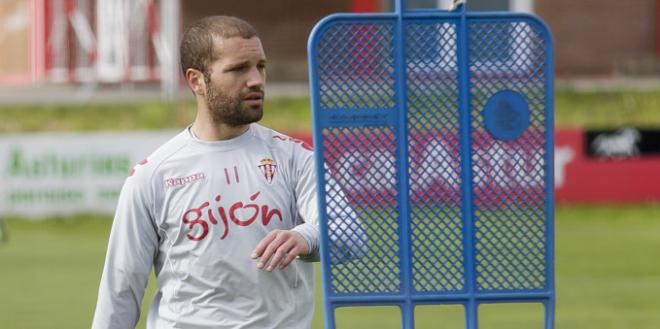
{"left": 185, "top": 68, "right": 206, "bottom": 96}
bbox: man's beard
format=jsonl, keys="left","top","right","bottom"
{"left": 205, "top": 82, "right": 264, "bottom": 127}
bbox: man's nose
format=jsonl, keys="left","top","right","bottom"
{"left": 246, "top": 67, "right": 264, "bottom": 88}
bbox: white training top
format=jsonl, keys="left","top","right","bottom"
{"left": 92, "top": 124, "right": 324, "bottom": 329}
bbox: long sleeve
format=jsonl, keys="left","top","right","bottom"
{"left": 290, "top": 144, "right": 368, "bottom": 264}
{"left": 290, "top": 147, "right": 321, "bottom": 262}
{"left": 92, "top": 171, "right": 159, "bottom": 329}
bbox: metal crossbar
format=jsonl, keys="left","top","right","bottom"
{"left": 308, "top": 1, "right": 554, "bottom": 328}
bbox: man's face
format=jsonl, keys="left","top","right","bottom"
{"left": 204, "top": 36, "right": 266, "bottom": 126}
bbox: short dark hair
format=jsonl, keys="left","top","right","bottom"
{"left": 180, "top": 16, "right": 259, "bottom": 76}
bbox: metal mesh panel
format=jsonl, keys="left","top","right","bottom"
{"left": 468, "top": 20, "right": 548, "bottom": 291}
{"left": 322, "top": 127, "right": 401, "bottom": 294}
{"left": 310, "top": 9, "right": 554, "bottom": 329}
{"left": 405, "top": 22, "right": 465, "bottom": 293}
{"left": 316, "top": 22, "right": 396, "bottom": 110}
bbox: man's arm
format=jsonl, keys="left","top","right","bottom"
{"left": 290, "top": 147, "right": 321, "bottom": 261}
{"left": 92, "top": 173, "right": 158, "bottom": 329}
{"left": 289, "top": 144, "right": 368, "bottom": 264}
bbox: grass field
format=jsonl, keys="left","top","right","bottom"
{"left": 1, "top": 90, "right": 660, "bottom": 328}
{"left": 0, "top": 205, "right": 659, "bottom": 328}
{"left": 0, "top": 97, "right": 312, "bottom": 135}
{"left": 3, "top": 89, "right": 660, "bottom": 133}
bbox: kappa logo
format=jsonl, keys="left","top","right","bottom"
{"left": 257, "top": 157, "right": 277, "bottom": 184}
{"left": 165, "top": 172, "right": 206, "bottom": 188}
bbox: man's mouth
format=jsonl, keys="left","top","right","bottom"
{"left": 243, "top": 92, "right": 264, "bottom": 102}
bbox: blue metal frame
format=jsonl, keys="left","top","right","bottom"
{"left": 308, "top": 0, "right": 555, "bottom": 328}
{"left": 456, "top": 6, "right": 478, "bottom": 329}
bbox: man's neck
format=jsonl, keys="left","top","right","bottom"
{"left": 191, "top": 115, "right": 249, "bottom": 141}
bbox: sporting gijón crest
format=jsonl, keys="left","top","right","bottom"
{"left": 258, "top": 157, "right": 277, "bottom": 184}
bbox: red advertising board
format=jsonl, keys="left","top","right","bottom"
{"left": 292, "top": 129, "right": 660, "bottom": 204}
{"left": 555, "top": 129, "right": 660, "bottom": 203}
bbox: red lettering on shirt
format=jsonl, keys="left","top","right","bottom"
{"left": 181, "top": 191, "right": 283, "bottom": 241}
{"left": 261, "top": 205, "right": 283, "bottom": 225}
{"left": 207, "top": 195, "right": 229, "bottom": 239}
{"left": 164, "top": 172, "right": 206, "bottom": 188}
{"left": 223, "top": 166, "right": 240, "bottom": 185}
{"left": 181, "top": 201, "right": 210, "bottom": 241}
{"left": 229, "top": 192, "right": 260, "bottom": 226}
{"left": 224, "top": 168, "right": 231, "bottom": 184}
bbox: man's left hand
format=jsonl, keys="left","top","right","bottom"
{"left": 251, "top": 230, "right": 310, "bottom": 271}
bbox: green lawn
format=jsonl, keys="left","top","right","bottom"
{"left": 3, "top": 89, "right": 660, "bottom": 133}
{"left": 0, "top": 97, "right": 313, "bottom": 135}
{"left": 1, "top": 204, "right": 658, "bottom": 328}
{"left": 553, "top": 88, "right": 660, "bottom": 128}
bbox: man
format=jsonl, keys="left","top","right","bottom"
{"left": 92, "top": 16, "right": 328, "bottom": 329}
